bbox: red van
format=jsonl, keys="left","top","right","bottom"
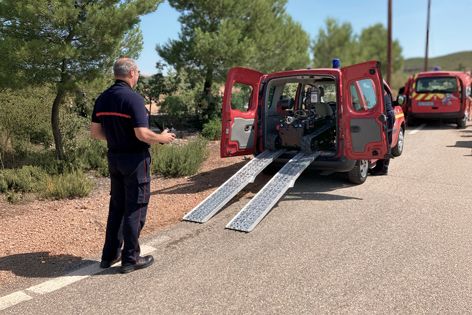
{"left": 399, "top": 71, "right": 472, "bottom": 128}
{"left": 220, "top": 60, "right": 405, "bottom": 184}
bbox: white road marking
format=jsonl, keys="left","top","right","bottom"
{"left": 26, "top": 244, "right": 157, "bottom": 295}
{"left": 408, "top": 123, "right": 426, "bottom": 135}
{"left": 0, "top": 243, "right": 159, "bottom": 310}
{"left": 0, "top": 291, "right": 32, "bottom": 311}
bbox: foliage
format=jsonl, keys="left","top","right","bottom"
{"left": 136, "top": 62, "right": 177, "bottom": 106}
{"left": 0, "top": 165, "right": 92, "bottom": 201}
{"left": 358, "top": 24, "right": 403, "bottom": 75}
{"left": 40, "top": 171, "right": 92, "bottom": 200}
{"left": 159, "top": 96, "right": 188, "bottom": 117}
{"left": 158, "top": 0, "right": 309, "bottom": 119}
{"left": 0, "top": 86, "right": 54, "bottom": 157}
{"left": 312, "top": 19, "right": 404, "bottom": 74}
{"left": 312, "top": 18, "right": 358, "bottom": 68}
{"left": 202, "top": 118, "right": 221, "bottom": 140}
{"left": 151, "top": 137, "right": 209, "bottom": 177}
{"left": 0, "top": 0, "right": 162, "bottom": 159}
{"left": 0, "top": 166, "right": 48, "bottom": 193}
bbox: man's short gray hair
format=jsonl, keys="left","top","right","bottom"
{"left": 113, "top": 58, "right": 137, "bottom": 77}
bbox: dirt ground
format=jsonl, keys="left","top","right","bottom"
{"left": 0, "top": 141, "right": 249, "bottom": 293}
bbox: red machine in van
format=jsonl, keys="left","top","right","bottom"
{"left": 184, "top": 61, "right": 405, "bottom": 232}
{"left": 398, "top": 71, "right": 472, "bottom": 128}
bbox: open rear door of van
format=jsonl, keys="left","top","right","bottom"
{"left": 221, "top": 67, "right": 264, "bottom": 157}
{"left": 341, "top": 61, "right": 388, "bottom": 160}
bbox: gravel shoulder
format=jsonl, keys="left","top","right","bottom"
{"left": 0, "top": 141, "right": 246, "bottom": 294}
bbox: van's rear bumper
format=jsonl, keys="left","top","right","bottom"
{"left": 408, "top": 111, "right": 464, "bottom": 120}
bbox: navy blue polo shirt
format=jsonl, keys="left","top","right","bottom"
{"left": 92, "top": 80, "right": 150, "bottom": 153}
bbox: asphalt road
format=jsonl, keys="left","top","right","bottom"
{"left": 3, "top": 121, "right": 472, "bottom": 314}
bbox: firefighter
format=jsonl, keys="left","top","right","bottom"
{"left": 371, "top": 85, "right": 395, "bottom": 175}
{"left": 90, "top": 57, "right": 175, "bottom": 273}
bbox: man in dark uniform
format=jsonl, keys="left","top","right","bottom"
{"left": 371, "top": 85, "right": 395, "bottom": 175}
{"left": 90, "top": 57, "right": 175, "bottom": 273}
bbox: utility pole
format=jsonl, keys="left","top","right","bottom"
{"left": 424, "top": 0, "right": 431, "bottom": 71}
{"left": 387, "top": 0, "right": 392, "bottom": 85}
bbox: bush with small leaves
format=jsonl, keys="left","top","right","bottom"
{"left": 40, "top": 171, "right": 92, "bottom": 200}
{"left": 151, "top": 137, "right": 209, "bottom": 177}
{"left": 201, "top": 118, "right": 221, "bottom": 140}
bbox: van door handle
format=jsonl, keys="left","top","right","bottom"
{"left": 351, "top": 126, "right": 360, "bottom": 133}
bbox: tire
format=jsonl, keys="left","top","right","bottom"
{"left": 391, "top": 127, "right": 405, "bottom": 157}
{"left": 347, "top": 160, "right": 368, "bottom": 185}
{"left": 457, "top": 116, "right": 467, "bottom": 129}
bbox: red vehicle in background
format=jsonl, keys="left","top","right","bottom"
{"left": 398, "top": 71, "right": 472, "bottom": 128}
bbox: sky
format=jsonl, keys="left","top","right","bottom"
{"left": 137, "top": 0, "right": 472, "bottom": 76}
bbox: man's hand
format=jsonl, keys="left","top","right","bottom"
{"left": 134, "top": 127, "right": 176, "bottom": 145}
{"left": 159, "top": 129, "right": 176, "bottom": 144}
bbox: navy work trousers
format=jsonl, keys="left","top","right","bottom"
{"left": 101, "top": 150, "right": 151, "bottom": 265}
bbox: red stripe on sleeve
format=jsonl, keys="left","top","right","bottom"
{"left": 96, "top": 112, "right": 131, "bottom": 119}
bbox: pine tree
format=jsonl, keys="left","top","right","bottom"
{"left": 158, "top": 0, "right": 309, "bottom": 120}
{"left": 0, "top": 0, "right": 162, "bottom": 160}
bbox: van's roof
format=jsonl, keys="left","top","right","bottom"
{"left": 414, "top": 71, "right": 471, "bottom": 83}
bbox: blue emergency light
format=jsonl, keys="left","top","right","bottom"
{"left": 332, "top": 58, "right": 341, "bottom": 69}
{"left": 433, "top": 66, "right": 441, "bottom": 71}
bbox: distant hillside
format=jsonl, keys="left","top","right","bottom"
{"left": 403, "top": 51, "right": 472, "bottom": 73}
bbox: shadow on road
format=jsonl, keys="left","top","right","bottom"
{"left": 0, "top": 252, "right": 92, "bottom": 278}
{"left": 406, "top": 120, "right": 459, "bottom": 130}
{"left": 287, "top": 170, "right": 363, "bottom": 201}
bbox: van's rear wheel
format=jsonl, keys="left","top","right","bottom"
{"left": 457, "top": 116, "right": 467, "bottom": 129}
{"left": 347, "top": 160, "right": 368, "bottom": 185}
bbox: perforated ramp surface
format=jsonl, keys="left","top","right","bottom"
{"left": 226, "top": 152, "right": 319, "bottom": 232}
{"left": 183, "top": 150, "right": 285, "bottom": 223}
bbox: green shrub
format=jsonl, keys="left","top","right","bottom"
{"left": 6, "top": 191, "right": 23, "bottom": 204}
{"left": 73, "top": 139, "right": 108, "bottom": 175}
{"left": 151, "top": 137, "right": 209, "bottom": 177}
{"left": 201, "top": 118, "right": 221, "bottom": 140}
{"left": 40, "top": 171, "right": 92, "bottom": 200}
{"left": 160, "top": 95, "right": 189, "bottom": 117}
{"left": 0, "top": 173, "right": 7, "bottom": 193}
{"left": 0, "top": 165, "right": 48, "bottom": 193}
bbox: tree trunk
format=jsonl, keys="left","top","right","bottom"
{"left": 201, "top": 67, "right": 213, "bottom": 119}
{"left": 51, "top": 86, "right": 66, "bottom": 160}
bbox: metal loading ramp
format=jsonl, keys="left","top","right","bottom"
{"left": 183, "top": 149, "right": 285, "bottom": 223}
{"left": 226, "top": 151, "right": 319, "bottom": 232}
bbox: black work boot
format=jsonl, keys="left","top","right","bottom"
{"left": 120, "top": 255, "right": 154, "bottom": 274}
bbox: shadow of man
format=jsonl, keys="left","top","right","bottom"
{"left": 0, "top": 252, "right": 89, "bottom": 278}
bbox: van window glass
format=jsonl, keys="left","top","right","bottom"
{"left": 358, "top": 79, "right": 377, "bottom": 109}
{"left": 349, "top": 79, "right": 377, "bottom": 111}
{"left": 415, "top": 77, "right": 458, "bottom": 93}
{"left": 280, "top": 83, "right": 298, "bottom": 106}
{"left": 267, "top": 85, "right": 276, "bottom": 109}
{"left": 231, "top": 83, "right": 253, "bottom": 111}
{"left": 349, "top": 84, "right": 362, "bottom": 112}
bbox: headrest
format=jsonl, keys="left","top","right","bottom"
{"left": 277, "top": 98, "right": 294, "bottom": 110}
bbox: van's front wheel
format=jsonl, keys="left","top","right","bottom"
{"left": 347, "top": 160, "right": 368, "bottom": 185}
{"left": 391, "top": 127, "right": 405, "bottom": 157}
